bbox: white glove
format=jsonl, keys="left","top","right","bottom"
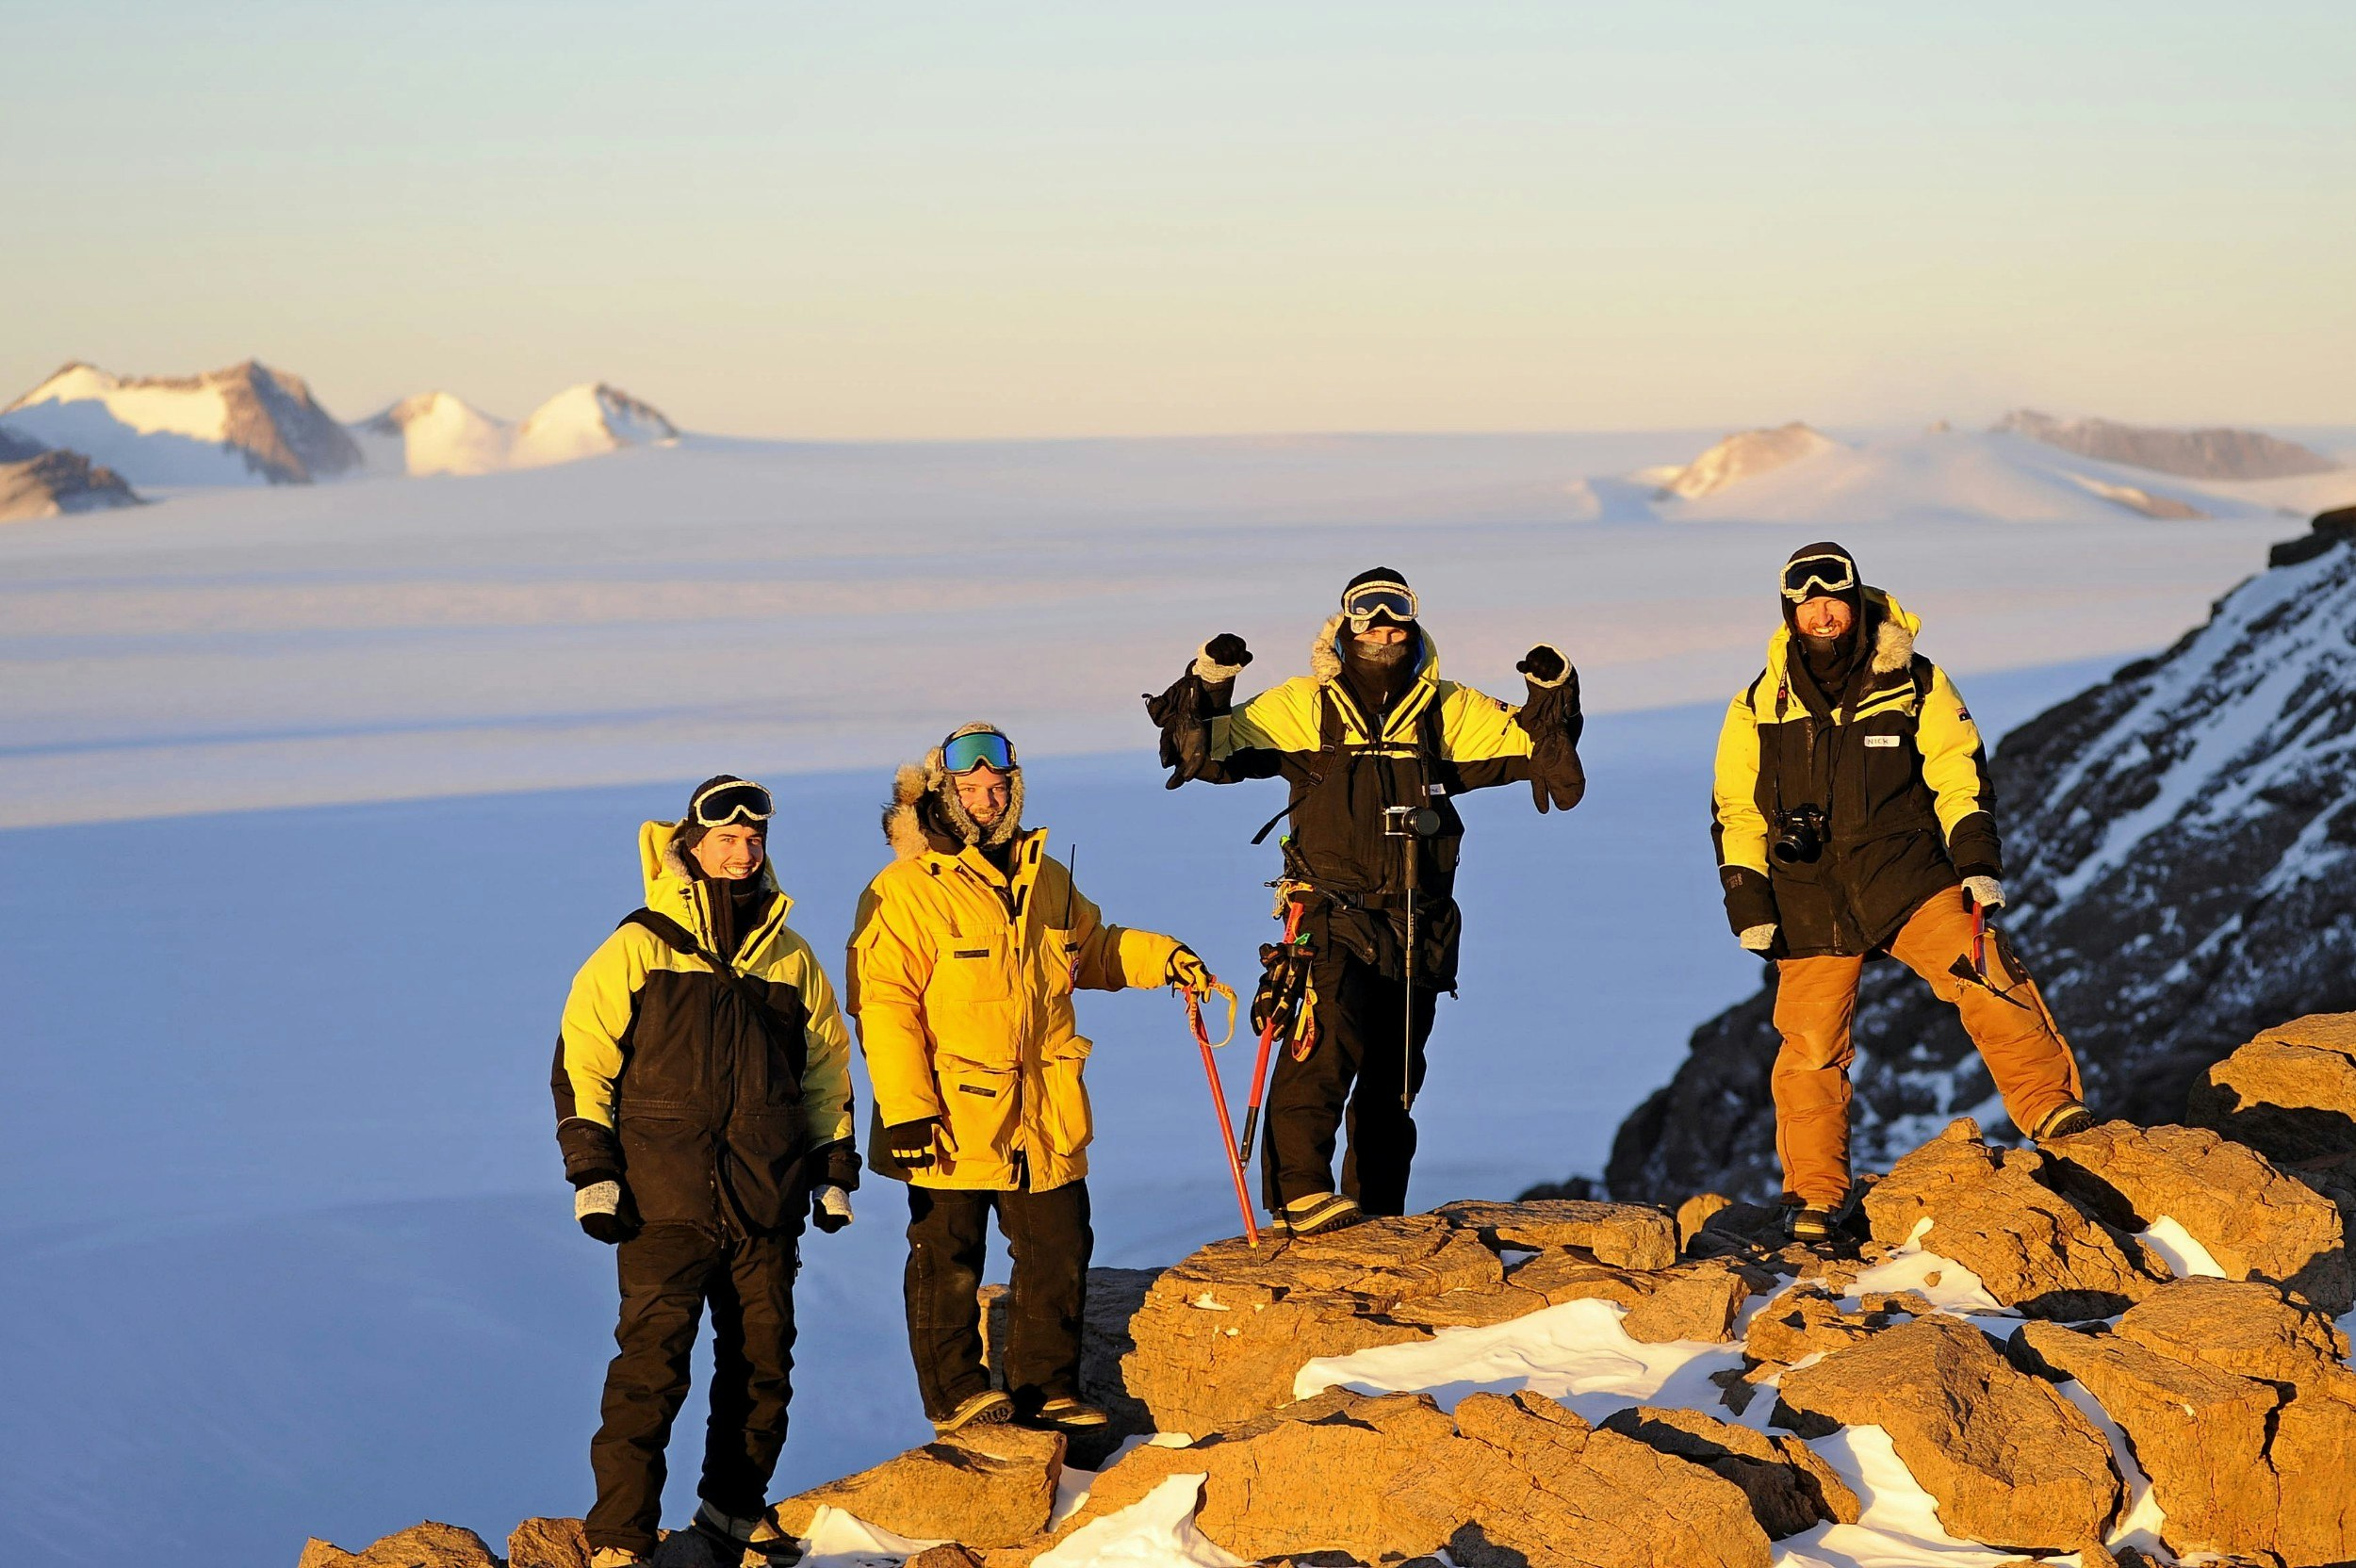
{"left": 1961, "top": 876, "right": 2005, "bottom": 909}
{"left": 812, "top": 1184, "right": 855, "bottom": 1233}
{"left": 1738, "top": 923, "right": 1777, "bottom": 953}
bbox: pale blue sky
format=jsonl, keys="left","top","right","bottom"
{"left": 4, "top": 1, "right": 2349, "bottom": 437}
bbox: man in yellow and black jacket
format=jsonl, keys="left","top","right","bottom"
{"left": 1150, "top": 567, "right": 1585, "bottom": 1237}
{"left": 1712, "top": 544, "right": 2092, "bottom": 1242}
{"left": 552, "top": 776, "right": 858, "bottom": 1568}
{"left": 848, "top": 724, "right": 1212, "bottom": 1437}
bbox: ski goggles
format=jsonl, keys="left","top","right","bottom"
{"left": 1780, "top": 554, "right": 1858, "bottom": 603}
{"left": 940, "top": 728, "right": 1019, "bottom": 775}
{"left": 691, "top": 778, "right": 774, "bottom": 829}
{"left": 1340, "top": 580, "right": 1417, "bottom": 631}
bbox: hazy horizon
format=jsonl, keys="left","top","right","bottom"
{"left": 7, "top": 1, "right": 2351, "bottom": 440}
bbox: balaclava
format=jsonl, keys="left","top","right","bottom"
{"left": 1781, "top": 541, "right": 1868, "bottom": 705}
{"left": 679, "top": 774, "right": 768, "bottom": 956}
{"left": 924, "top": 722, "right": 1026, "bottom": 855}
{"left": 1339, "top": 564, "right": 1421, "bottom": 715}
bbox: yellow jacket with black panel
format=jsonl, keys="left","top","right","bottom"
{"left": 1188, "top": 617, "right": 1570, "bottom": 987}
{"left": 552, "top": 821, "right": 857, "bottom": 1233}
{"left": 847, "top": 766, "right": 1182, "bottom": 1193}
{"left": 1711, "top": 590, "right": 2000, "bottom": 958}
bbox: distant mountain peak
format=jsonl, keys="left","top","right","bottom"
{"left": 510, "top": 383, "right": 679, "bottom": 468}
{"left": 1995, "top": 409, "right": 2338, "bottom": 482}
{"left": 1656, "top": 422, "right": 1838, "bottom": 500}
{"left": 0, "top": 448, "right": 143, "bottom": 523}
{"left": 0, "top": 358, "right": 362, "bottom": 485}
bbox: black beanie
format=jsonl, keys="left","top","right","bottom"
{"left": 1344, "top": 565, "right": 1413, "bottom": 596}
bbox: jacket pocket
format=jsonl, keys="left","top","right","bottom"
{"left": 934, "top": 1053, "right": 1023, "bottom": 1175}
{"left": 616, "top": 1112, "right": 712, "bottom": 1226}
{"left": 1041, "top": 926, "right": 1081, "bottom": 998}
{"left": 1038, "top": 1035, "right": 1094, "bottom": 1157}
{"left": 928, "top": 934, "right": 1012, "bottom": 1004}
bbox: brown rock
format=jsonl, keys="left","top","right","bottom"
{"left": 1074, "top": 1266, "right": 1160, "bottom": 1445}
{"left": 505, "top": 1518, "right": 590, "bottom": 1568}
{"left": 1599, "top": 1405, "right": 1859, "bottom": 1538}
{"left": 1406, "top": 1391, "right": 1773, "bottom": 1568}
{"left": 1120, "top": 1223, "right": 1489, "bottom": 1434}
{"left": 303, "top": 1525, "right": 499, "bottom": 1568}
{"left": 1676, "top": 1193, "right": 1732, "bottom": 1251}
{"left": 2012, "top": 1319, "right": 2280, "bottom": 1558}
{"left": 1435, "top": 1200, "right": 1678, "bottom": 1271}
{"left": 1385, "top": 1282, "right": 1552, "bottom": 1328}
{"left": 1621, "top": 1262, "right": 1750, "bottom": 1345}
{"left": 1742, "top": 1285, "right": 1881, "bottom": 1365}
{"left": 1773, "top": 1315, "right": 2120, "bottom": 1550}
{"left": 905, "top": 1548, "right": 981, "bottom": 1568}
{"left": 2042, "top": 1120, "right": 2352, "bottom": 1312}
{"left": 1504, "top": 1249, "right": 1654, "bottom": 1309}
{"left": 768, "top": 1424, "right": 1064, "bottom": 1547}
{"left": 2187, "top": 1013, "right": 2356, "bottom": 1165}
{"left": 1862, "top": 1119, "right": 2159, "bottom": 1318}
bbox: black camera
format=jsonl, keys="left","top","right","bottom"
{"left": 1772, "top": 804, "right": 1826, "bottom": 865}
{"left": 1383, "top": 804, "right": 1445, "bottom": 839}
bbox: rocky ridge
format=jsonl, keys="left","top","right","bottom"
{"left": 0, "top": 445, "right": 142, "bottom": 522}
{"left": 1995, "top": 409, "right": 2340, "bottom": 482}
{"left": 318, "top": 1012, "right": 2356, "bottom": 1568}
{"left": 1610, "top": 525, "right": 2356, "bottom": 1205}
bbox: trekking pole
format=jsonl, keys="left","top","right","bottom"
{"left": 1385, "top": 805, "right": 1439, "bottom": 1112}
{"left": 1235, "top": 899, "right": 1306, "bottom": 1170}
{"left": 1184, "top": 982, "right": 1256, "bottom": 1245}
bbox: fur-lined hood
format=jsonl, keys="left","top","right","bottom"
{"left": 880, "top": 727, "right": 1028, "bottom": 860}
{"left": 1305, "top": 612, "right": 1442, "bottom": 685}
{"left": 1764, "top": 586, "right": 1919, "bottom": 678}
{"left": 633, "top": 818, "right": 791, "bottom": 952}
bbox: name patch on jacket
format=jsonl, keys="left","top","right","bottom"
{"left": 953, "top": 948, "right": 990, "bottom": 958}
{"left": 956, "top": 1083, "right": 999, "bottom": 1097}
{"left": 1863, "top": 735, "right": 1902, "bottom": 748}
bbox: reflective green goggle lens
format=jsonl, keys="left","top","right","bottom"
{"left": 1341, "top": 584, "right": 1417, "bottom": 629}
{"left": 692, "top": 780, "right": 774, "bottom": 828}
{"left": 941, "top": 730, "right": 1017, "bottom": 775}
{"left": 1780, "top": 555, "right": 1857, "bottom": 602}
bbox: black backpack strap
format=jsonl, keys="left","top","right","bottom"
{"left": 1249, "top": 684, "right": 1347, "bottom": 845}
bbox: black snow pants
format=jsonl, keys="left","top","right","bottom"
{"left": 903, "top": 1182, "right": 1092, "bottom": 1421}
{"left": 1261, "top": 944, "right": 1436, "bottom": 1217}
{"left": 587, "top": 1223, "right": 799, "bottom": 1555}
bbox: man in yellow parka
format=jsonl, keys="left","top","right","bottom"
{"left": 1711, "top": 544, "right": 2092, "bottom": 1245}
{"left": 553, "top": 776, "right": 859, "bottom": 1566}
{"left": 847, "top": 724, "right": 1212, "bottom": 1436}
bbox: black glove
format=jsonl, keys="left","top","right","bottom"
{"left": 1145, "top": 672, "right": 1211, "bottom": 790}
{"left": 1203, "top": 633, "right": 1252, "bottom": 672}
{"left": 1515, "top": 645, "right": 1566, "bottom": 684}
{"left": 574, "top": 1175, "right": 641, "bottom": 1245}
{"left": 885, "top": 1118, "right": 941, "bottom": 1171}
{"left": 817, "top": 1140, "right": 863, "bottom": 1193}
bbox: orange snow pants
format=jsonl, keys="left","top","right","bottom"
{"left": 1770, "top": 887, "right": 2084, "bottom": 1206}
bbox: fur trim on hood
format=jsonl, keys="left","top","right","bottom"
{"left": 1867, "top": 601, "right": 1916, "bottom": 674}
{"left": 879, "top": 731, "right": 1027, "bottom": 859}
{"left": 1310, "top": 612, "right": 1440, "bottom": 685}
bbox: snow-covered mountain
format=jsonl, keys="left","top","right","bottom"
{"left": 1652, "top": 421, "right": 1837, "bottom": 499}
{"left": 1997, "top": 408, "right": 2341, "bottom": 482}
{"left": 1605, "top": 521, "right": 2356, "bottom": 1203}
{"left": 0, "top": 360, "right": 362, "bottom": 486}
{"left": 1647, "top": 424, "right": 2248, "bottom": 525}
{"left": 0, "top": 448, "right": 142, "bottom": 523}
{"left": 352, "top": 382, "right": 679, "bottom": 475}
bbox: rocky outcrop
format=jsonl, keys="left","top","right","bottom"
{"left": 768, "top": 1425, "right": 1063, "bottom": 1547}
{"left": 2016, "top": 1278, "right": 2356, "bottom": 1565}
{"left": 1610, "top": 542, "right": 2356, "bottom": 1202}
{"left": 1433, "top": 1199, "right": 1678, "bottom": 1269}
{"left": 1861, "top": 1119, "right": 2159, "bottom": 1318}
{"left": 2043, "top": 1119, "right": 2351, "bottom": 1311}
{"left": 1774, "top": 1315, "right": 2122, "bottom": 1551}
{"left": 0, "top": 448, "right": 142, "bottom": 522}
{"left": 1994, "top": 409, "right": 2340, "bottom": 481}
{"left": 2189, "top": 1012, "right": 2356, "bottom": 1167}
{"left": 1596, "top": 1406, "right": 1858, "bottom": 1538}
{"left": 297, "top": 1524, "right": 500, "bottom": 1568}
{"left": 503, "top": 1518, "right": 588, "bottom": 1568}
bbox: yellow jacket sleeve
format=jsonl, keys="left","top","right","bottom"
{"left": 1916, "top": 664, "right": 2002, "bottom": 873}
{"left": 776, "top": 929, "right": 857, "bottom": 1148}
{"left": 1711, "top": 689, "right": 1772, "bottom": 878}
{"left": 557, "top": 926, "right": 656, "bottom": 1132}
{"left": 1437, "top": 682, "right": 1537, "bottom": 761}
{"left": 847, "top": 879, "right": 948, "bottom": 1129}
{"left": 1215, "top": 678, "right": 1321, "bottom": 756}
{"left": 1066, "top": 883, "right": 1183, "bottom": 992}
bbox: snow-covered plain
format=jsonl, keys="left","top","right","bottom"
{"left": 1, "top": 429, "right": 2347, "bottom": 1567}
